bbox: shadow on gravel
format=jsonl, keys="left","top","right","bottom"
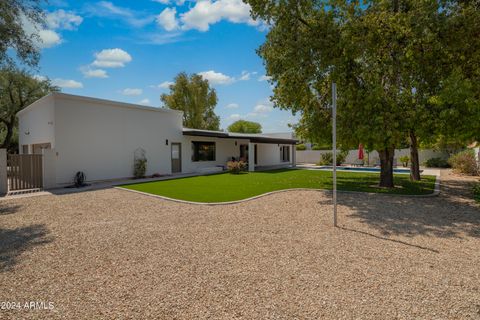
{"left": 321, "top": 177, "right": 479, "bottom": 239}
{"left": 338, "top": 226, "right": 440, "bottom": 253}
{"left": 0, "top": 224, "right": 53, "bottom": 272}
{"left": 0, "top": 204, "right": 22, "bottom": 216}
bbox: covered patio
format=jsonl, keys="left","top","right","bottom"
{"left": 182, "top": 129, "right": 298, "bottom": 171}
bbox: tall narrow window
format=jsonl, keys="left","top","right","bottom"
{"left": 192, "top": 141, "right": 216, "bottom": 161}
{"left": 280, "top": 146, "right": 290, "bottom": 162}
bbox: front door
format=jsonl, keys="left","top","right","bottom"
{"left": 239, "top": 144, "right": 248, "bottom": 161}
{"left": 171, "top": 143, "right": 182, "bottom": 173}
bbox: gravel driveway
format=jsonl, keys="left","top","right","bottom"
{"left": 0, "top": 170, "right": 479, "bottom": 319}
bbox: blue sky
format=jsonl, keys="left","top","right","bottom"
{"left": 29, "top": 0, "right": 299, "bottom": 132}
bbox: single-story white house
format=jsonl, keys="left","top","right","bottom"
{"left": 17, "top": 93, "right": 297, "bottom": 188}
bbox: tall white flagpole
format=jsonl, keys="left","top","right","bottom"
{"left": 332, "top": 83, "right": 337, "bottom": 227}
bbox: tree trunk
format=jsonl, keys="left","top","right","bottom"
{"left": 0, "top": 121, "right": 14, "bottom": 151}
{"left": 409, "top": 130, "right": 421, "bottom": 181}
{"left": 378, "top": 147, "right": 395, "bottom": 188}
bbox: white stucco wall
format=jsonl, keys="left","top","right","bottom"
{"left": 52, "top": 95, "right": 183, "bottom": 184}
{"left": 18, "top": 94, "right": 56, "bottom": 153}
{"left": 296, "top": 148, "right": 450, "bottom": 165}
{"left": 18, "top": 93, "right": 297, "bottom": 186}
{"left": 256, "top": 143, "right": 293, "bottom": 166}
{"left": 181, "top": 136, "right": 250, "bottom": 173}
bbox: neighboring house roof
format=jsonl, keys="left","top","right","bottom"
{"left": 182, "top": 128, "right": 298, "bottom": 144}
{"left": 17, "top": 92, "right": 182, "bottom": 117}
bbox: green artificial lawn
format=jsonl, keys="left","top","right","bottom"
{"left": 120, "top": 169, "right": 437, "bottom": 203}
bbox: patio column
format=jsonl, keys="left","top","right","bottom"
{"left": 292, "top": 144, "right": 296, "bottom": 167}
{"left": 248, "top": 142, "right": 255, "bottom": 172}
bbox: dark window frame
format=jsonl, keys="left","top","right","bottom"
{"left": 192, "top": 141, "right": 216, "bottom": 162}
{"left": 280, "top": 146, "right": 290, "bottom": 162}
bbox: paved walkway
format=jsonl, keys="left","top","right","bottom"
{"left": 0, "top": 170, "right": 478, "bottom": 319}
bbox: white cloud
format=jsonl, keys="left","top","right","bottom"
{"left": 92, "top": 48, "right": 132, "bottom": 68}
{"left": 33, "top": 75, "right": 47, "bottom": 81}
{"left": 46, "top": 10, "right": 83, "bottom": 30}
{"left": 153, "top": 0, "right": 186, "bottom": 4}
{"left": 253, "top": 103, "right": 273, "bottom": 113}
{"left": 225, "top": 103, "right": 239, "bottom": 109}
{"left": 121, "top": 88, "right": 143, "bottom": 96}
{"left": 37, "top": 29, "right": 62, "bottom": 48}
{"left": 198, "top": 70, "right": 234, "bottom": 85}
{"left": 85, "top": 1, "right": 154, "bottom": 27}
{"left": 21, "top": 10, "right": 83, "bottom": 49}
{"left": 140, "top": 32, "right": 184, "bottom": 45}
{"left": 52, "top": 78, "right": 83, "bottom": 89}
{"left": 239, "top": 71, "right": 251, "bottom": 81}
{"left": 180, "top": 0, "right": 258, "bottom": 31}
{"left": 258, "top": 75, "right": 272, "bottom": 82}
{"left": 81, "top": 67, "right": 108, "bottom": 78}
{"left": 139, "top": 98, "right": 151, "bottom": 105}
{"left": 227, "top": 114, "right": 241, "bottom": 121}
{"left": 156, "top": 8, "right": 179, "bottom": 31}
{"left": 159, "top": 81, "right": 174, "bottom": 89}
{"left": 21, "top": 16, "right": 62, "bottom": 48}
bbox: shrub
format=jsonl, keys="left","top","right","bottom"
{"left": 424, "top": 157, "right": 450, "bottom": 168}
{"left": 473, "top": 183, "right": 480, "bottom": 202}
{"left": 296, "top": 144, "right": 306, "bottom": 151}
{"left": 227, "top": 161, "right": 247, "bottom": 174}
{"left": 312, "top": 144, "right": 331, "bottom": 150}
{"left": 318, "top": 151, "right": 347, "bottom": 165}
{"left": 134, "top": 158, "right": 147, "bottom": 178}
{"left": 448, "top": 150, "right": 479, "bottom": 175}
{"left": 399, "top": 155, "right": 410, "bottom": 167}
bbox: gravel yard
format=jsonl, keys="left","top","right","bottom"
{"left": 0, "top": 170, "right": 479, "bottom": 319}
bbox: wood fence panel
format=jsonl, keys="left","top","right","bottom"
{"left": 7, "top": 154, "right": 43, "bottom": 191}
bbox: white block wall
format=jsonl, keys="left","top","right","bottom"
{"left": 296, "top": 148, "right": 449, "bottom": 165}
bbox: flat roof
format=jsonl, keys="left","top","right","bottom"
{"left": 17, "top": 92, "right": 183, "bottom": 117}
{"left": 182, "top": 128, "right": 298, "bottom": 144}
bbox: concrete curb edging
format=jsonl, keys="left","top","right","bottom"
{"left": 115, "top": 174, "right": 440, "bottom": 206}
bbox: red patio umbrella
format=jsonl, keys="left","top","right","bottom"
{"left": 358, "top": 144, "right": 364, "bottom": 160}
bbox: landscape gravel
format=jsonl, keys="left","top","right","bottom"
{"left": 0, "top": 170, "right": 479, "bottom": 319}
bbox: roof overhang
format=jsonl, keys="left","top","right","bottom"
{"left": 182, "top": 128, "right": 298, "bottom": 144}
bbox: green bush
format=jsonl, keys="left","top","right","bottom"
{"left": 424, "top": 157, "right": 450, "bottom": 168}
{"left": 227, "top": 161, "right": 247, "bottom": 174}
{"left": 399, "top": 155, "right": 410, "bottom": 167}
{"left": 318, "top": 151, "right": 348, "bottom": 166}
{"left": 311, "top": 144, "right": 331, "bottom": 150}
{"left": 448, "top": 150, "right": 479, "bottom": 175}
{"left": 473, "top": 183, "right": 480, "bottom": 202}
{"left": 296, "top": 144, "right": 307, "bottom": 151}
{"left": 134, "top": 158, "right": 147, "bottom": 178}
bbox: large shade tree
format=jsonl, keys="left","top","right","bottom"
{"left": 0, "top": 67, "right": 58, "bottom": 151}
{"left": 245, "top": 0, "right": 480, "bottom": 187}
{"left": 0, "top": 0, "right": 46, "bottom": 67}
{"left": 161, "top": 72, "right": 220, "bottom": 131}
{"left": 227, "top": 120, "right": 262, "bottom": 133}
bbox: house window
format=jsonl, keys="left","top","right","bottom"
{"left": 192, "top": 141, "right": 216, "bottom": 161}
{"left": 280, "top": 146, "right": 290, "bottom": 162}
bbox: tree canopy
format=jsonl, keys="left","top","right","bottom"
{"left": 0, "top": 0, "right": 46, "bottom": 67}
{"left": 0, "top": 67, "right": 58, "bottom": 151}
{"left": 161, "top": 72, "right": 220, "bottom": 131}
{"left": 245, "top": 0, "right": 480, "bottom": 187}
{"left": 227, "top": 120, "right": 262, "bottom": 133}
